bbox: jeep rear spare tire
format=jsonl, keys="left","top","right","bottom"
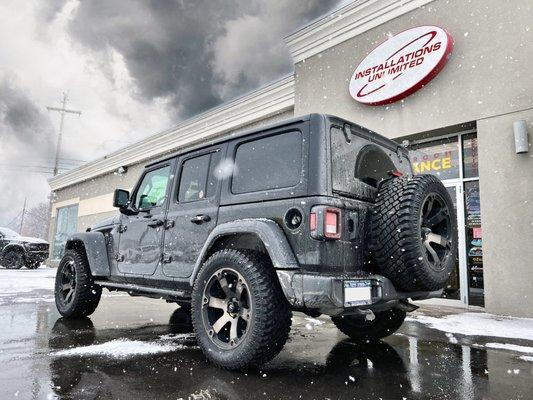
{"left": 371, "top": 175, "right": 457, "bottom": 292}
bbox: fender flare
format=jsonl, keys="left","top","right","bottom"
{"left": 189, "top": 219, "right": 299, "bottom": 286}
{"left": 65, "top": 232, "right": 110, "bottom": 277}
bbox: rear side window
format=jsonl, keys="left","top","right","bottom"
{"left": 232, "top": 131, "right": 302, "bottom": 194}
{"left": 178, "top": 152, "right": 221, "bottom": 202}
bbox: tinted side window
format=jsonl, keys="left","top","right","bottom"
{"left": 355, "top": 145, "right": 396, "bottom": 188}
{"left": 135, "top": 165, "right": 171, "bottom": 210}
{"left": 232, "top": 131, "right": 302, "bottom": 194}
{"left": 178, "top": 154, "right": 210, "bottom": 202}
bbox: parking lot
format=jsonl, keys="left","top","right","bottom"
{"left": 1, "top": 267, "right": 532, "bottom": 400}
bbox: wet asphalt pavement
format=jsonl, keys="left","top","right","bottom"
{"left": 1, "top": 268, "right": 533, "bottom": 400}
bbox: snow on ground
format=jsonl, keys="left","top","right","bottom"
{"left": 484, "top": 343, "right": 533, "bottom": 354}
{"left": 406, "top": 312, "right": 533, "bottom": 341}
{"left": 0, "top": 267, "right": 56, "bottom": 294}
{"left": 519, "top": 356, "right": 533, "bottom": 362}
{"left": 54, "top": 338, "right": 186, "bottom": 358}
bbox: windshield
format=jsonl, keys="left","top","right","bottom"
{"left": 330, "top": 126, "right": 411, "bottom": 200}
{"left": 0, "top": 227, "right": 20, "bottom": 238}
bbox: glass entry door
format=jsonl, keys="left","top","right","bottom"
{"left": 442, "top": 183, "right": 468, "bottom": 304}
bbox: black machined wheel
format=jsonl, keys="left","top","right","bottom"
{"left": 420, "top": 193, "right": 453, "bottom": 272}
{"left": 3, "top": 250, "right": 24, "bottom": 269}
{"left": 371, "top": 174, "right": 458, "bottom": 292}
{"left": 54, "top": 249, "right": 102, "bottom": 318}
{"left": 58, "top": 257, "right": 77, "bottom": 307}
{"left": 191, "top": 249, "right": 292, "bottom": 370}
{"left": 201, "top": 268, "right": 252, "bottom": 349}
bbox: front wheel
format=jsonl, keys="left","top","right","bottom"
{"left": 2, "top": 250, "right": 25, "bottom": 269}
{"left": 331, "top": 308, "right": 406, "bottom": 340}
{"left": 54, "top": 249, "right": 102, "bottom": 318}
{"left": 191, "top": 249, "right": 292, "bottom": 370}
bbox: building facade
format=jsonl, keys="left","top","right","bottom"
{"left": 48, "top": 0, "right": 533, "bottom": 317}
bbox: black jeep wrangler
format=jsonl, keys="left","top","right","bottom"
{"left": 54, "top": 114, "right": 456, "bottom": 369}
{"left": 1, "top": 227, "right": 50, "bottom": 269}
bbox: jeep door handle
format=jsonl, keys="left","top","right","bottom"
{"left": 147, "top": 218, "right": 164, "bottom": 228}
{"left": 190, "top": 214, "right": 211, "bottom": 224}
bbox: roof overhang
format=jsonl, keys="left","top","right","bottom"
{"left": 48, "top": 76, "right": 295, "bottom": 191}
{"left": 284, "top": 0, "right": 436, "bottom": 64}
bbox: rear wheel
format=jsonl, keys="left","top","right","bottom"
{"left": 2, "top": 249, "right": 25, "bottom": 269}
{"left": 331, "top": 308, "right": 406, "bottom": 340}
{"left": 54, "top": 249, "right": 102, "bottom": 318}
{"left": 191, "top": 249, "right": 292, "bottom": 370}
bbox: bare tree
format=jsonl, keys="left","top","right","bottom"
{"left": 20, "top": 202, "right": 49, "bottom": 240}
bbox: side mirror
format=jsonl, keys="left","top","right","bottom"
{"left": 113, "top": 189, "right": 130, "bottom": 208}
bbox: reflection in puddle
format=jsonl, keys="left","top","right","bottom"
{"left": 1, "top": 298, "right": 533, "bottom": 399}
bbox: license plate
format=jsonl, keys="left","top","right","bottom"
{"left": 344, "top": 280, "right": 372, "bottom": 307}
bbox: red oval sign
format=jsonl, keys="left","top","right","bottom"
{"left": 349, "top": 26, "right": 453, "bottom": 105}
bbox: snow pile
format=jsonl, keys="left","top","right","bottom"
{"left": 484, "top": 343, "right": 533, "bottom": 354}
{"left": 519, "top": 356, "right": 533, "bottom": 362}
{"left": 54, "top": 338, "right": 185, "bottom": 358}
{"left": 406, "top": 312, "right": 533, "bottom": 341}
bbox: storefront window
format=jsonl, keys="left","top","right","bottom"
{"left": 409, "top": 137, "right": 460, "bottom": 180}
{"left": 52, "top": 205, "right": 79, "bottom": 260}
{"left": 464, "top": 181, "right": 484, "bottom": 306}
{"left": 462, "top": 133, "right": 479, "bottom": 178}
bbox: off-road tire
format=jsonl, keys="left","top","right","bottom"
{"left": 331, "top": 308, "right": 406, "bottom": 340}
{"left": 371, "top": 175, "right": 457, "bottom": 292}
{"left": 191, "top": 249, "right": 292, "bottom": 370}
{"left": 2, "top": 249, "right": 25, "bottom": 269}
{"left": 55, "top": 249, "right": 102, "bottom": 318}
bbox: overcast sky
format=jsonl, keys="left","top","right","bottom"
{"left": 0, "top": 0, "right": 342, "bottom": 227}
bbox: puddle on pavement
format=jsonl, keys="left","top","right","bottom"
{"left": 1, "top": 297, "right": 532, "bottom": 399}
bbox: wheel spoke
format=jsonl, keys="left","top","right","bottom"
{"left": 427, "top": 208, "right": 447, "bottom": 227}
{"left": 423, "top": 196, "right": 434, "bottom": 219}
{"left": 217, "top": 275, "right": 234, "bottom": 298}
{"left": 427, "top": 232, "right": 447, "bottom": 247}
{"left": 65, "top": 289, "right": 74, "bottom": 303}
{"left": 240, "top": 307, "right": 251, "bottom": 322}
{"left": 229, "top": 318, "right": 238, "bottom": 341}
{"left": 62, "top": 283, "right": 72, "bottom": 291}
{"left": 208, "top": 296, "right": 226, "bottom": 310}
{"left": 235, "top": 281, "right": 244, "bottom": 300}
{"left": 424, "top": 240, "right": 440, "bottom": 264}
{"left": 212, "top": 313, "right": 231, "bottom": 333}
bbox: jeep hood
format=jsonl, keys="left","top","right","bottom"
{"left": 13, "top": 236, "right": 49, "bottom": 245}
{"left": 91, "top": 215, "right": 120, "bottom": 231}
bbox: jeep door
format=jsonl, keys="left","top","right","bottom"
{"left": 117, "top": 161, "right": 173, "bottom": 275}
{"left": 162, "top": 147, "right": 222, "bottom": 279}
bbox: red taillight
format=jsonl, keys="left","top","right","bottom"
{"left": 324, "top": 208, "right": 341, "bottom": 239}
{"left": 309, "top": 212, "right": 317, "bottom": 232}
{"left": 310, "top": 206, "right": 342, "bottom": 240}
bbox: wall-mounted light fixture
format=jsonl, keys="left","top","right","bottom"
{"left": 513, "top": 120, "right": 529, "bottom": 154}
{"left": 115, "top": 166, "right": 128, "bottom": 175}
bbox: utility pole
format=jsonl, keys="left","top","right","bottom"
{"left": 19, "top": 197, "right": 27, "bottom": 234}
{"left": 46, "top": 93, "right": 82, "bottom": 176}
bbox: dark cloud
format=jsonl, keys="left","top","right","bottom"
{"left": 0, "top": 76, "right": 54, "bottom": 151}
{"left": 0, "top": 76, "right": 57, "bottom": 225}
{"left": 45, "top": 0, "right": 341, "bottom": 119}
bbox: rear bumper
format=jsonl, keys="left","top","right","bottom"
{"left": 276, "top": 270, "right": 441, "bottom": 316}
